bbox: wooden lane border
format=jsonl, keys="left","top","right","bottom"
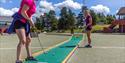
{"left": 22, "top": 36, "right": 73, "bottom": 62}
{"left": 62, "top": 35, "right": 83, "bottom": 63}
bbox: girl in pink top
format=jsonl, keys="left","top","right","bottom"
{"left": 14, "top": 0, "right": 37, "bottom": 63}
{"left": 18, "top": 0, "right": 36, "bottom": 23}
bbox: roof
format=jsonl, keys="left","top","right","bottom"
{"left": 117, "top": 7, "right": 125, "bottom": 15}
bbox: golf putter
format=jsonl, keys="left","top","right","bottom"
{"left": 78, "top": 26, "right": 87, "bottom": 47}
{"left": 37, "top": 34, "right": 47, "bottom": 54}
{"left": 31, "top": 27, "right": 47, "bottom": 54}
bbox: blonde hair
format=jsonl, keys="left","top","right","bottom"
{"left": 84, "top": 10, "right": 90, "bottom": 14}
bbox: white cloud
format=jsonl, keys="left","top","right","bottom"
{"left": 11, "top": 8, "right": 19, "bottom": 13}
{"left": 34, "top": 0, "right": 82, "bottom": 17}
{"left": 116, "top": 10, "right": 119, "bottom": 14}
{"left": 0, "top": 7, "right": 19, "bottom": 16}
{"left": 90, "top": 5, "right": 110, "bottom": 14}
{"left": 54, "top": 0, "right": 82, "bottom": 10}
{"left": 34, "top": 0, "right": 55, "bottom": 17}
{"left": 39, "top": 0, "right": 54, "bottom": 10}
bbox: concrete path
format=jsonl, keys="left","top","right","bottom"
{"left": 0, "top": 33, "right": 70, "bottom": 63}
{"left": 68, "top": 33, "right": 125, "bottom": 63}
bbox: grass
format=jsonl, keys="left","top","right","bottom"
{"left": 45, "top": 24, "right": 120, "bottom": 33}
{"left": 92, "top": 25, "right": 109, "bottom": 32}
{"left": 64, "top": 25, "right": 110, "bottom": 33}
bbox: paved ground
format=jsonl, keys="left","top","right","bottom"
{"left": 24, "top": 35, "right": 83, "bottom": 63}
{"left": 0, "top": 33, "right": 125, "bottom": 63}
{"left": 68, "top": 33, "right": 125, "bottom": 63}
{"left": 0, "top": 33, "right": 70, "bottom": 63}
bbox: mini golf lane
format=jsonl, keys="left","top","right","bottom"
{"left": 24, "top": 35, "right": 83, "bottom": 63}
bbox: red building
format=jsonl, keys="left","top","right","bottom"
{"left": 103, "top": 7, "right": 125, "bottom": 33}
{"left": 117, "top": 7, "right": 125, "bottom": 32}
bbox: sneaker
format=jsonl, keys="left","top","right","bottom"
{"left": 25, "top": 56, "right": 37, "bottom": 61}
{"left": 84, "top": 44, "right": 92, "bottom": 48}
{"left": 16, "top": 60, "right": 22, "bottom": 63}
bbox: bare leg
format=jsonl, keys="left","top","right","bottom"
{"left": 25, "top": 35, "right": 37, "bottom": 61}
{"left": 25, "top": 35, "right": 32, "bottom": 57}
{"left": 16, "top": 29, "right": 26, "bottom": 61}
{"left": 86, "top": 31, "right": 91, "bottom": 45}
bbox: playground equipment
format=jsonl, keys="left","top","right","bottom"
{"left": 103, "top": 7, "right": 125, "bottom": 33}
{"left": 103, "top": 20, "right": 125, "bottom": 33}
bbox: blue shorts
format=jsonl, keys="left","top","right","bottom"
{"left": 14, "top": 20, "right": 30, "bottom": 36}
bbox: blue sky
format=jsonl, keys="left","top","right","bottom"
{"left": 85, "top": 0, "right": 125, "bottom": 14}
{"left": 0, "top": 0, "right": 125, "bottom": 16}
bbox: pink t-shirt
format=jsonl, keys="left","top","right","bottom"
{"left": 18, "top": 0, "right": 36, "bottom": 23}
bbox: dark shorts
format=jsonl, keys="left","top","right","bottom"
{"left": 14, "top": 20, "right": 26, "bottom": 29}
{"left": 14, "top": 20, "right": 30, "bottom": 36}
{"left": 86, "top": 26, "right": 92, "bottom": 31}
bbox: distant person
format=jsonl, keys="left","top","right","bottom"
{"left": 7, "top": 0, "right": 38, "bottom": 63}
{"left": 83, "top": 10, "right": 93, "bottom": 48}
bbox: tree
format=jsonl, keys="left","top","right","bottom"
{"left": 106, "top": 14, "right": 115, "bottom": 24}
{"left": 68, "top": 9, "right": 76, "bottom": 34}
{"left": 35, "top": 17, "right": 43, "bottom": 30}
{"left": 90, "top": 10, "right": 98, "bottom": 25}
{"left": 58, "top": 7, "right": 68, "bottom": 30}
{"left": 58, "top": 7, "right": 76, "bottom": 30}
{"left": 47, "top": 10, "right": 58, "bottom": 30}
{"left": 76, "top": 11, "right": 84, "bottom": 27}
{"left": 113, "top": 15, "right": 116, "bottom": 19}
{"left": 67, "top": 9, "right": 75, "bottom": 29}
{"left": 89, "top": 10, "right": 116, "bottom": 24}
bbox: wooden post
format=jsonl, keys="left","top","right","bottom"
{"left": 123, "top": 25, "right": 125, "bottom": 33}
{"left": 121, "top": 25, "right": 123, "bottom": 33}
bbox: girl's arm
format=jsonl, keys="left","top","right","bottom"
{"left": 87, "top": 16, "right": 92, "bottom": 26}
{"left": 21, "top": 4, "right": 34, "bottom": 27}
